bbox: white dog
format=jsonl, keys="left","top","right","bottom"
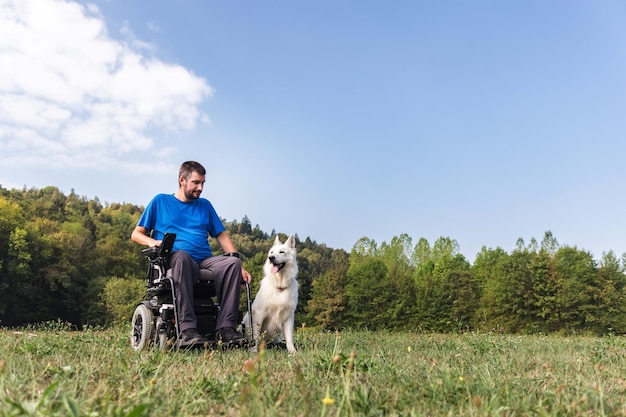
{"left": 244, "top": 235, "right": 299, "bottom": 353}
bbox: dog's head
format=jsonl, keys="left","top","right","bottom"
{"left": 267, "top": 235, "right": 297, "bottom": 274}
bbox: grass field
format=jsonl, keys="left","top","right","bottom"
{"left": 1, "top": 323, "right": 626, "bottom": 416}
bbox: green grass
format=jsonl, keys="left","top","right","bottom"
{"left": 2, "top": 323, "right": 626, "bottom": 416}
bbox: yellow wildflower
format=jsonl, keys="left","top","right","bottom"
{"left": 322, "top": 396, "right": 335, "bottom": 406}
{"left": 322, "top": 386, "right": 335, "bottom": 405}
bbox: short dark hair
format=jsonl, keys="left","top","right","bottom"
{"left": 179, "top": 161, "right": 206, "bottom": 180}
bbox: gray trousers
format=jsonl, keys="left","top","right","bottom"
{"left": 169, "top": 251, "right": 243, "bottom": 333}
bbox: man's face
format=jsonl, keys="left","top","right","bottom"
{"left": 180, "top": 171, "right": 205, "bottom": 200}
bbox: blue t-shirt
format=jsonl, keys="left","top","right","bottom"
{"left": 137, "top": 193, "right": 226, "bottom": 262}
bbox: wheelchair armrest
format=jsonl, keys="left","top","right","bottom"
{"left": 141, "top": 246, "right": 159, "bottom": 257}
{"left": 140, "top": 233, "right": 177, "bottom": 259}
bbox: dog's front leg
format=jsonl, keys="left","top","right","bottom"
{"left": 283, "top": 314, "right": 296, "bottom": 354}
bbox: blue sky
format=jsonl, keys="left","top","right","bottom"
{"left": 1, "top": 0, "right": 625, "bottom": 262}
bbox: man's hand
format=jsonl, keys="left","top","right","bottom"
{"left": 131, "top": 226, "right": 161, "bottom": 248}
{"left": 241, "top": 267, "right": 252, "bottom": 283}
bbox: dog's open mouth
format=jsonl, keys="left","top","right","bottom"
{"left": 271, "top": 261, "right": 286, "bottom": 274}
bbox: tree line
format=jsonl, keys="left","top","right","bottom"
{"left": 1, "top": 185, "right": 625, "bottom": 334}
{"left": 317, "top": 233, "right": 626, "bottom": 335}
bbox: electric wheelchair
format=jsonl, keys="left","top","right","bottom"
{"left": 130, "top": 233, "right": 253, "bottom": 351}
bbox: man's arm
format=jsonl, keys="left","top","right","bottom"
{"left": 216, "top": 231, "right": 251, "bottom": 282}
{"left": 215, "top": 230, "right": 237, "bottom": 253}
{"left": 131, "top": 226, "right": 161, "bottom": 247}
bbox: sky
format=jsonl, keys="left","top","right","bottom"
{"left": 1, "top": 0, "right": 625, "bottom": 262}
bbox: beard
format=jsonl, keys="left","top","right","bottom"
{"left": 184, "top": 189, "right": 202, "bottom": 200}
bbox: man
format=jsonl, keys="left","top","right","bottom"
{"left": 131, "top": 161, "right": 251, "bottom": 347}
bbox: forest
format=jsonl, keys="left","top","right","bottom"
{"left": 1, "top": 185, "right": 625, "bottom": 335}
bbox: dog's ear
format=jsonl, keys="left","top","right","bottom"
{"left": 286, "top": 235, "right": 296, "bottom": 249}
{"left": 274, "top": 235, "right": 282, "bottom": 246}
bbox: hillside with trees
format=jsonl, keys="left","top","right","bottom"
{"left": 1, "top": 185, "right": 625, "bottom": 335}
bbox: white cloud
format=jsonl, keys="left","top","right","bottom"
{"left": 147, "top": 21, "right": 161, "bottom": 33}
{"left": 0, "top": 0, "right": 213, "bottom": 173}
{"left": 120, "top": 20, "right": 157, "bottom": 51}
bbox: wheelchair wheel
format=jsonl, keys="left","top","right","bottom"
{"left": 131, "top": 303, "right": 154, "bottom": 351}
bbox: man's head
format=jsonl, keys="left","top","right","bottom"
{"left": 178, "top": 161, "right": 206, "bottom": 201}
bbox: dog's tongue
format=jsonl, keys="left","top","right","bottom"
{"left": 272, "top": 265, "right": 280, "bottom": 274}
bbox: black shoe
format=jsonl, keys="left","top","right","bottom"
{"left": 216, "top": 327, "right": 244, "bottom": 344}
{"left": 178, "top": 328, "right": 206, "bottom": 348}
